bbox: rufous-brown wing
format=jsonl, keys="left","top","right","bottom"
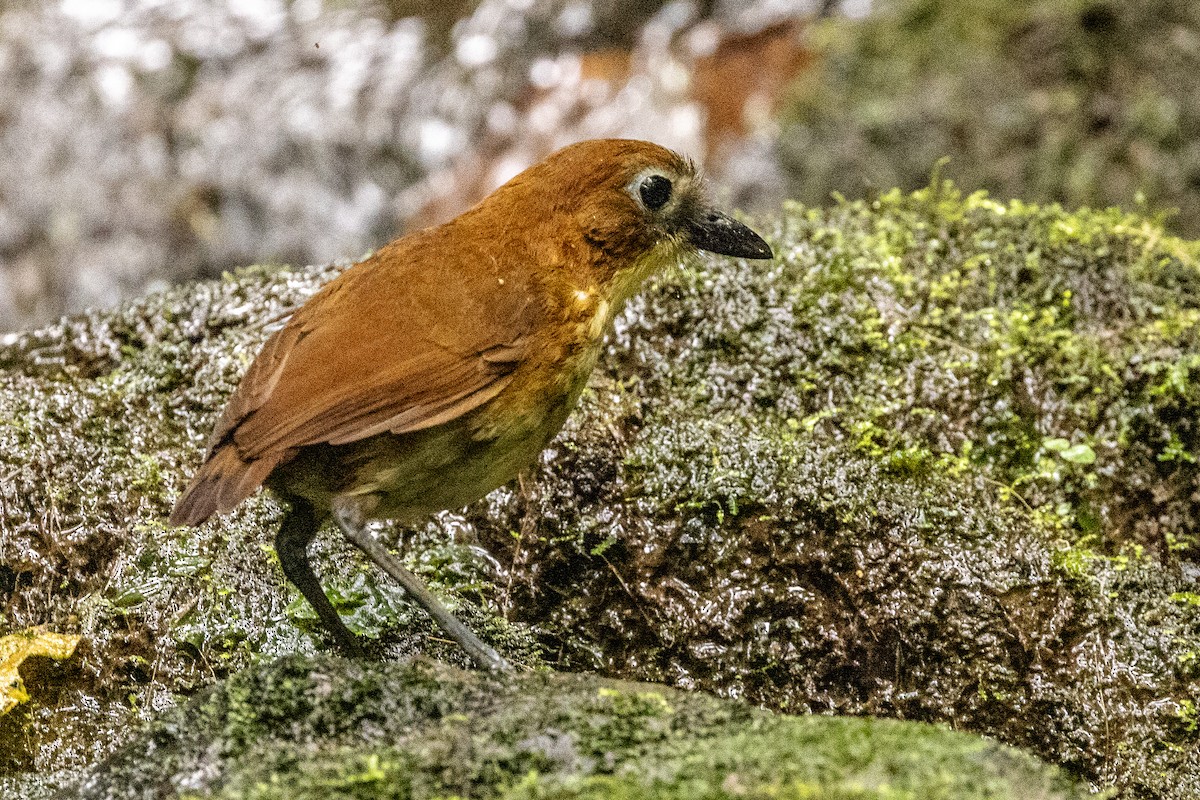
{"left": 170, "top": 229, "right": 536, "bottom": 526}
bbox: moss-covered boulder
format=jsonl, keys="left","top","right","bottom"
{"left": 61, "top": 655, "right": 1087, "bottom": 800}
{"left": 4, "top": 187, "right": 1200, "bottom": 796}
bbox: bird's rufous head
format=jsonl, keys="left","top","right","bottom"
{"left": 479, "top": 139, "right": 773, "bottom": 301}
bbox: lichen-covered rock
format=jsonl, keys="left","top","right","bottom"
{"left": 66, "top": 655, "right": 1088, "bottom": 800}
{"left": 4, "top": 187, "right": 1200, "bottom": 797}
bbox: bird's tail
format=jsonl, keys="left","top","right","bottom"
{"left": 169, "top": 443, "right": 284, "bottom": 527}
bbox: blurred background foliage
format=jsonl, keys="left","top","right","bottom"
{"left": 781, "top": 0, "right": 1200, "bottom": 234}
{"left": 2, "top": 0, "right": 1200, "bottom": 331}
{"left": 0, "top": 0, "right": 805, "bottom": 330}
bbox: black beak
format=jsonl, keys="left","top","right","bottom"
{"left": 686, "top": 209, "right": 773, "bottom": 260}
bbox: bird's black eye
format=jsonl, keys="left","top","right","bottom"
{"left": 639, "top": 175, "right": 672, "bottom": 211}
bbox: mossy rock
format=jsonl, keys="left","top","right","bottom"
{"left": 54, "top": 655, "right": 1087, "bottom": 800}
{"left": 4, "top": 186, "right": 1200, "bottom": 797}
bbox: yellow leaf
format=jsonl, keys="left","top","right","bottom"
{"left": 0, "top": 629, "right": 82, "bottom": 715}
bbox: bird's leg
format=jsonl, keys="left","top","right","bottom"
{"left": 331, "top": 495, "right": 511, "bottom": 672}
{"left": 275, "top": 497, "right": 365, "bottom": 658}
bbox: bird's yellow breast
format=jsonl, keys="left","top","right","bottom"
{"left": 468, "top": 240, "right": 681, "bottom": 457}
{"left": 570, "top": 287, "right": 611, "bottom": 342}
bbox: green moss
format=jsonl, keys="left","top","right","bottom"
{"left": 747, "top": 184, "right": 1200, "bottom": 551}
{"left": 69, "top": 657, "right": 1087, "bottom": 800}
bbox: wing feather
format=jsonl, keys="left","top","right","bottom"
{"left": 173, "top": 227, "right": 537, "bottom": 525}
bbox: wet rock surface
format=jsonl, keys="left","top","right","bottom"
{"left": 4, "top": 189, "right": 1200, "bottom": 796}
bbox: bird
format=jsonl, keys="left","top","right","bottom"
{"left": 170, "top": 138, "right": 773, "bottom": 670}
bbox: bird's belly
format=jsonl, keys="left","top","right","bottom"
{"left": 273, "top": 381, "right": 580, "bottom": 521}
{"left": 362, "top": 423, "right": 554, "bottom": 519}
{"left": 271, "top": 331, "right": 602, "bottom": 521}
